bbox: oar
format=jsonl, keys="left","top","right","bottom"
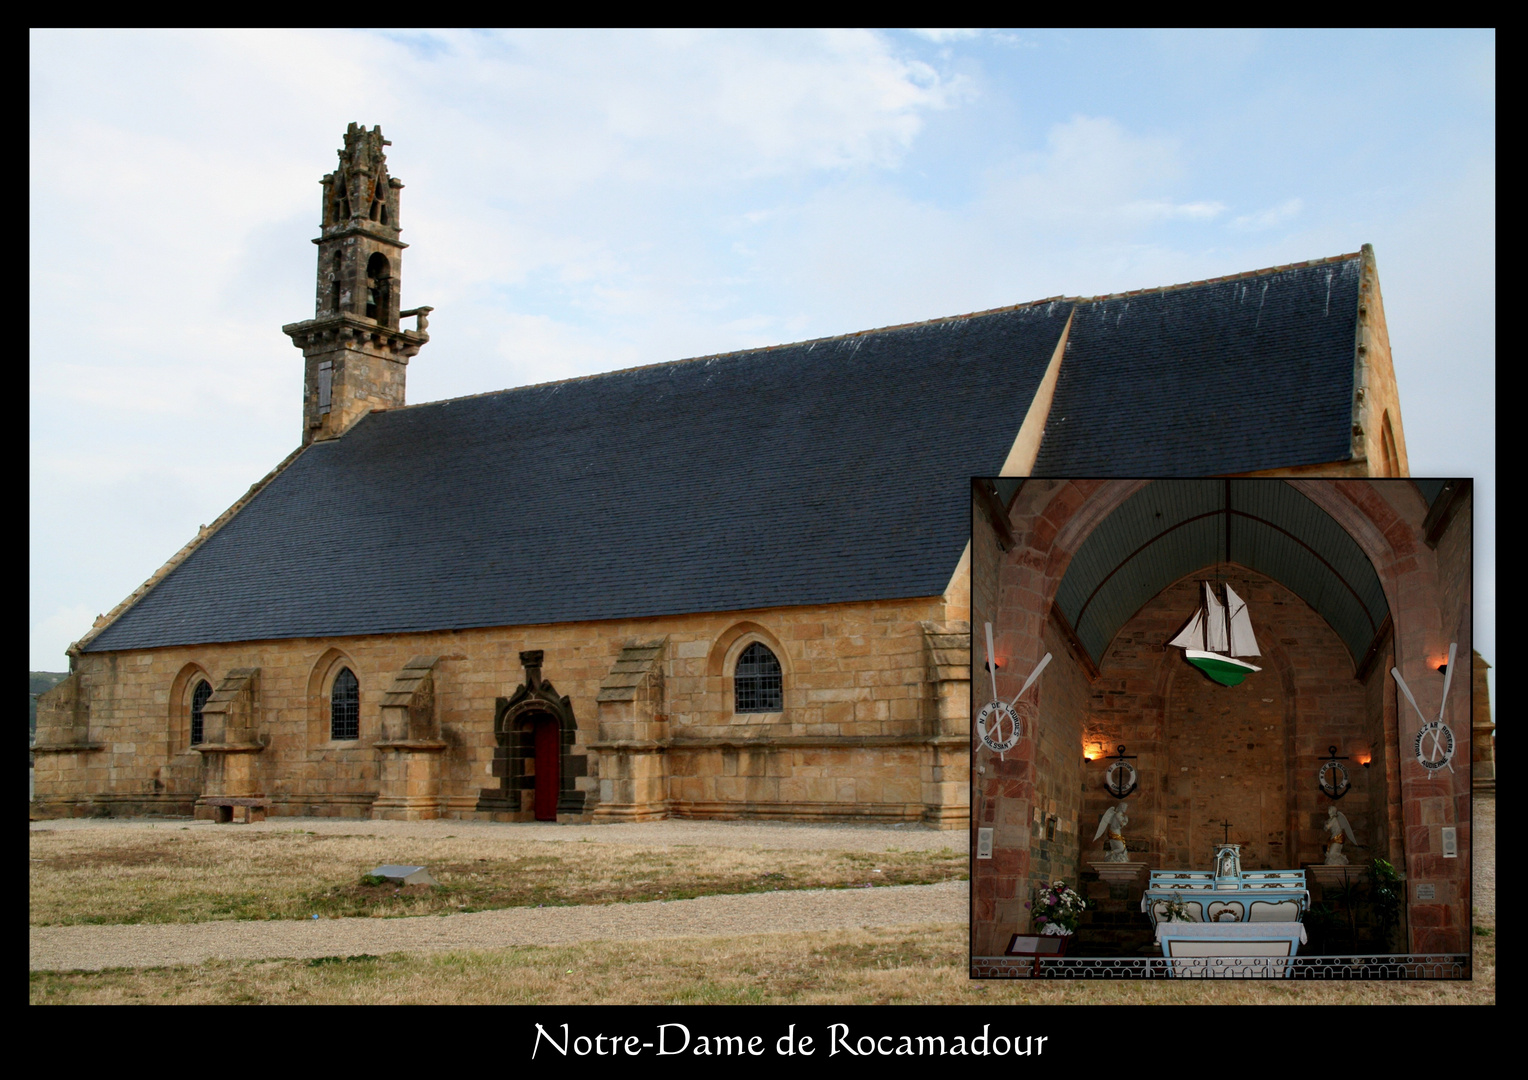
{"left": 1009, "top": 653, "right": 1053, "bottom": 708}
{"left": 985, "top": 622, "right": 1000, "bottom": 706}
{"left": 1427, "top": 642, "right": 1459, "bottom": 771}
{"left": 1393, "top": 652, "right": 1458, "bottom": 773}
{"left": 1391, "top": 667, "right": 1431, "bottom": 726}
{"left": 1436, "top": 642, "right": 1458, "bottom": 722}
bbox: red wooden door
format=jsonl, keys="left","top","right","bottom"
{"left": 534, "top": 716, "right": 560, "bottom": 821}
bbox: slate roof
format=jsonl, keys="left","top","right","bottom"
{"left": 84, "top": 254, "right": 1366, "bottom": 653}
{"left": 1033, "top": 255, "right": 1361, "bottom": 475}
{"left": 85, "top": 302, "right": 1069, "bottom": 651}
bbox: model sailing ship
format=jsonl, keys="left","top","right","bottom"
{"left": 1168, "top": 582, "right": 1262, "bottom": 686}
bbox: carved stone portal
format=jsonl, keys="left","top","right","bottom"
{"left": 476, "top": 651, "right": 587, "bottom": 822}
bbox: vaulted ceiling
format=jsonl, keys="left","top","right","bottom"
{"left": 1052, "top": 479, "right": 1390, "bottom": 669}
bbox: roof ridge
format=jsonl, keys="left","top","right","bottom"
{"left": 1073, "top": 251, "right": 1362, "bottom": 305}
{"left": 388, "top": 296, "right": 1076, "bottom": 414}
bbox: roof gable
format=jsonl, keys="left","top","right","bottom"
{"left": 1033, "top": 257, "right": 1361, "bottom": 475}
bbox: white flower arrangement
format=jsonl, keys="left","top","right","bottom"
{"left": 1028, "top": 879, "right": 1086, "bottom": 935}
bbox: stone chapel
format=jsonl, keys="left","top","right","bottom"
{"left": 32, "top": 123, "right": 1411, "bottom": 828}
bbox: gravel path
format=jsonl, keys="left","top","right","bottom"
{"left": 29, "top": 880, "right": 968, "bottom": 972}
{"left": 29, "top": 815, "right": 962, "bottom": 853}
{"left": 30, "top": 799, "right": 1492, "bottom": 973}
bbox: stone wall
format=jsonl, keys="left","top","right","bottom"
{"left": 33, "top": 594, "right": 969, "bottom": 827}
{"left": 1062, "top": 570, "right": 1377, "bottom": 953}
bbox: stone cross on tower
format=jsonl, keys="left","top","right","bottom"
{"left": 283, "top": 123, "right": 431, "bottom": 444}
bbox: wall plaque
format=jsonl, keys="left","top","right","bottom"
{"left": 1415, "top": 883, "right": 1436, "bottom": 901}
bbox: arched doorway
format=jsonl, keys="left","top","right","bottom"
{"left": 530, "top": 712, "right": 561, "bottom": 822}
{"left": 475, "top": 650, "right": 586, "bottom": 821}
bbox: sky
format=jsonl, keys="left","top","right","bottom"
{"left": 30, "top": 29, "right": 1494, "bottom": 701}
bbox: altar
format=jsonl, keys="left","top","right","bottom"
{"left": 1141, "top": 844, "right": 1309, "bottom": 926}
{"left": 1139, "top": 844, "right": 1310, "bottom": 976}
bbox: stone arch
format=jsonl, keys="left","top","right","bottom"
{"left": 1285, "top": 479, "right": 1441, "bottom": 677}
{"left": 490, "top": 689, "right": 581, "bottom": 821}
{"left": 706, "top": 621, "right": 793, "bottom": 718}
{"left": 1155, "top": 583, "right": 1299, "bottom": 872}
{"left": 168, "top": 661, "right": 213, "bottom": 755}
{"left": 306, "top": 647, "right": 365, "bottom": 747}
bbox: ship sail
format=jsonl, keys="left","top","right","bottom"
{"left": 1167, "top": 608, "right": 1204, "bottom": 650}
{"left": 1169, "top": 580, "right": 1262, "bottom": 686}
{"left": 1224, "top": 584, "right": 1260, "bottom": 658}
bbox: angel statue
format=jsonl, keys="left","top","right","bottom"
{"left": 1093, "top": 802, "right": 1130, "bottom": 863}
{"left": 1323, "top": 806, "right": 1358, "bottom": 865}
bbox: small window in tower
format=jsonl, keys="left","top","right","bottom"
{"left": 379, "top": 199, "right": 388, "bottom": 225}
{"left": 366, "top": 253, "right": 390, "bottom": 323}
{"left": 734, "top": 642, "right": 783, "bottom": 713}
{"left": 190, "top": 679, "right": 212, "bottom": 746}
{"left": 331, "top": 667, "right": 360, "bottom": 741}
{"left": 318, "top": 360, "right": 332, "bottom": 414}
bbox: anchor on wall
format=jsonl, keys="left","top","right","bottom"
{"left": 1316, "top": 745, "right": 1352, "bottom": 800}
{"left": 1102, "top": 745, "right": 1138, "bottom": 798}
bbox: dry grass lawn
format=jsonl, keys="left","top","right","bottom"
{"left": 29, "top": 826, "right": 965, "bottom": 925}
{"left": 28, "top": 923, "right": 1494, "bottom": 1005}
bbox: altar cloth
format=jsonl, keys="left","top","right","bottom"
{"left": 1155, "top": 921, "right": 1307, "bottom": 978}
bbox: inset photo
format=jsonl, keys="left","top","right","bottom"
{"left": 970, "top": 478, "right": 1475, "bottom": 980}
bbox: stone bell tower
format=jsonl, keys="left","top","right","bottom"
{"left": 283, "top": 123, "right": 431, "bottom": 444}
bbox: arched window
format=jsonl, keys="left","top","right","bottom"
{"left": 330, "top": 250, "right": 343, "bottom": 315}
{"left": 331, "top": 667, "right": 360, "bottom": 741}
{"left": 734, "top": 642, "right": 783, "bottom": 713}
{"left": 365, "top": 252, "right": 390, "bottom": 322}
{"left": 190, "top": 679, "right": 212, "bottom": 746}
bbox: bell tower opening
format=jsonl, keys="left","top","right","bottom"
{"left": 283, "top": 123, "right": 431, "bottom": 446}
{"left": 366, "top": 252, "right": 391, "bottom": 323}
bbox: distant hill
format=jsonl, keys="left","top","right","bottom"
{"left": 30, "top": 672, "right": 67, "bottom": 742}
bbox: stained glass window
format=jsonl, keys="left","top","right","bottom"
{"left": 190, "top": 679, "right": 212, "bottom": 746}
{"left": 331, "top": 667, "right": 360, "bottom": 741}
{"left": 734, "top": 642, "right": 783, "bottom": 713}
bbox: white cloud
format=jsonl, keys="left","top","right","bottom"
{"left": 1124, "top": 199, "right": 1228, "bottom": 222}
{"left": 1232, "top": 198, "right": 1305, "bottom": 231}
{"left": 911, "top": 29, "right": 982, "bottom": 44}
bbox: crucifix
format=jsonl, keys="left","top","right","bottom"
{"left": 1212, "top": 819, "right": 1233, "bottom": 844}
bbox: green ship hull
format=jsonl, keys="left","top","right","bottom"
{"left": 1184, "top": 650, "right": 1261, "bottom": 687}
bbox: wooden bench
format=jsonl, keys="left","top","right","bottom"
{"left": 201, "top": 796, "right": 272, "bottom": 824}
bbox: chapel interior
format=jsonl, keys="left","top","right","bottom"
{"left": 970, "top": 477, "right": 1473, "bottom": 960}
